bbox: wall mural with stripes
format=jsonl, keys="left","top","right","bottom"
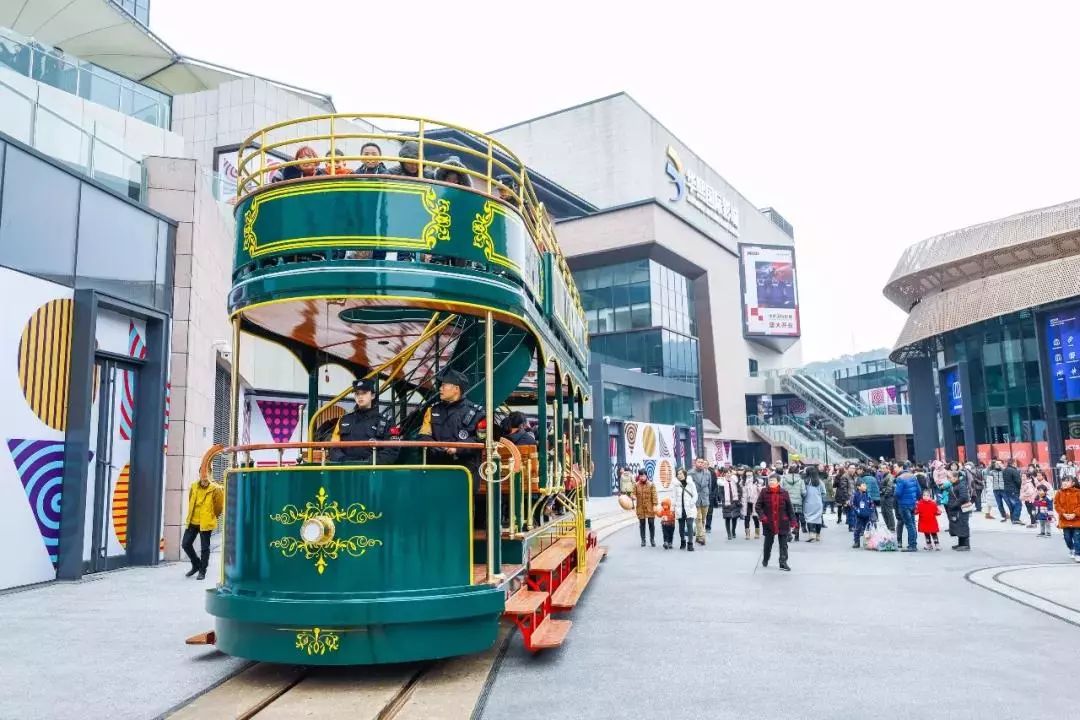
{"left": 1, "top": 269, "right": 76, "bottom": 590}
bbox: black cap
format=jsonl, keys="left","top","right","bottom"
{"left": 436, "top": 368, "right": 469, "bottom": 390}
{"left": 352, "top": 378, "right": 376, "bottom": 393}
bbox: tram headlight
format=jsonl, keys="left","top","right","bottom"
{"left": 300, "top": 516, "right": 335, "bottom": 546}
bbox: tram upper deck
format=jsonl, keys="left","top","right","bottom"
{"left": 230, "top": 114, "right": 589, "bottom": 390}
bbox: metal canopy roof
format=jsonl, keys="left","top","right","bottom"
{"left": 883, "top": 197, "right": 1080, "bottom": 311}
{"left": 1, "top": 0, "right": 334, "bottom": 105}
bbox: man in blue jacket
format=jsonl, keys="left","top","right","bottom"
{"left": 894, "top": 462, "right": 921, "bottom": 551}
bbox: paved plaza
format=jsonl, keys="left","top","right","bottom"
{"left": 1, "top": 507, "right": 1076, "bottom": 720}
{"left": 482, "top": 512, "right": 1079, "bottom": 720}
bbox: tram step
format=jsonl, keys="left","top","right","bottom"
{"left": 530, "top": 618, "right": 573, "bottom": 650}
{"left": 549, "top": 546, "right": 607, "bottom": 611}
{"left": 503, "top": 588, "right": 548, "bottom": 615}
{"left": 528, "top": 538, "right": 577, "bottom": 573}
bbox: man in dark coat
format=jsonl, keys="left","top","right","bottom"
{"left": 419, "top": 368, "right": 485, "bottom": 523}
{"left": 1003, "top": 459, "right": 1024, "bottom": 525}
{"left": 754, "top": 474, "right": 795, "bottom": 571}
{"left": 329, "top": 379, "right": 398, "bottom": 464}
{"left": 946, "top": 468, "right": 972, "bottom": 550}
{"left": 502, "top": 411, "right": 536, "bottom": 445}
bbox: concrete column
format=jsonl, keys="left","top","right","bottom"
{"left": 906, "top": 355, "right": 940, "bottom": 463}
{"left": 770, "top": 444, "right": 784, "bottom": 464}
{"left": 893, "top": 434, "right": 909, "bottom": 461}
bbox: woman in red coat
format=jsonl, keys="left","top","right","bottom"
{"left": 914, "top": 489, "right": 942, "bottom": 551}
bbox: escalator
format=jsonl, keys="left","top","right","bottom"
{"left": 780, "top": 373, "right": 862, "bottom": 425}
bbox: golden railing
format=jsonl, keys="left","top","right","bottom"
{"left": 233, "top": 113, "right": 585, "bottom": 322}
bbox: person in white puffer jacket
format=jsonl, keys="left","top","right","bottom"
{"left": 742, "top": 469, "right": 763, "bottom": 539}
{"left": 673, "top": 468, "right": 699, "bottom": 551}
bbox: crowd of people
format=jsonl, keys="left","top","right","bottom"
{"left": 624, "top": 454, "right": 1080, "bottom": 570}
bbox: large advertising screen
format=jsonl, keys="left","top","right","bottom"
{"left": 738, "top": 243, "right": 800, "bottom": 337}
{"left": 943, "top": 369, "right": 962, "bottom": 416}
{"left": 1047, "top": 305, "right": 1080, "bottom": 401}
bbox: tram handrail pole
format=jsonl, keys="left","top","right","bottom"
{"left": 485, "top": 310, "right": 501, "bottom": 579}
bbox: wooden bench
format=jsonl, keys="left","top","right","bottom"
{"left": 550, "top": 546, "right": 606, "bottom": 611}
{"left": 502, "top": 587, "right": 572, "bottom": 651}
{"left": 529, "top": 618, "right": 572, "bottom": 649}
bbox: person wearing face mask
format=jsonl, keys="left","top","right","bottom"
{"left": 673, "top": 467, "right": 699, "bottom": 552}
{"left": 754, "top": 473, "right": 794, "bottom": 571}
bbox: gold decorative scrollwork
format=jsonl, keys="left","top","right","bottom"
{"left": 269, "top": 486, "right": 384, "bottom": 574}
{"left": 295, "top": 627, "right": 340, "bottom": 656}
{"left": 242, "top": 203, "right": 259, "bottom": 255}
{"left": 472, "top": 202, "right": 520, "bottom": 273}
{"left": 270, "top": 486, "right": 382, "bottom": 526}
{"left": 421, "top": 187, "right": 451, "bottom": 246}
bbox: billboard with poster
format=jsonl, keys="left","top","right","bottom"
{"left": 738, "top": 243, "right": 800, "bottom": 337}
{"left": 1046, "top": 304, "right": 1080, "bottom": 402}
{"left": 213, "top": 144, "right": 291, "bottom": 198}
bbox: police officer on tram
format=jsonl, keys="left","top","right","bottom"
{"left": 329, "top": 378, "right": 398, "bottom": 463}
{"left": 419, "top": 368, "right": 486, "bottom": 523}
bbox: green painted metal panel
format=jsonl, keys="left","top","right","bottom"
{"left": 235, "top": 177, "right": 544, "bottom": 304}
{"left": 224, "top": 466, "right": 474, "bottom": 593}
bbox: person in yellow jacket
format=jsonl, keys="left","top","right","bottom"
{"left": 182, "top": 475, "right": 224, "bottom": 580}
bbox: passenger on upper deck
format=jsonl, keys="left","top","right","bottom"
{"left": 329, "top": 379, "right": 399, "bottom": 464}
{"left": 435, "top": 156, "right": 472, "bottom": 187}
{"left": 324, "top": 148, "right": 351, "bottom": 175}
{"left": 494, "top": 174, "right": 518, "bottom": 204}
{"left": 355, "top": 142, "right": 390, "bottom": 175}
{"left": 390, "top": 141, "right": 434, "bottom": 179}
{"left": 274, "top": 145, "right": 324, "bottom": 182}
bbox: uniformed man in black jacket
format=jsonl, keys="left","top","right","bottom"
{"left": 329, "top": 379, "right": 398, "bottom": 463}
{"left": 420, "top": 368, "right": 485, "bottom": 523}
{"left": 503, "top": 411, "right": 536, "bottom": 445}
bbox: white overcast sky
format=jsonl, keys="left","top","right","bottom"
{"left": 154, "top": 0, "right": 1080, "bottom": 363}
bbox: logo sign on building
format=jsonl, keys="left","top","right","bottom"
{"left": 664, "top": 145, "right": 739, "bottom": 235}
{"left": 944, "top": 369, "right": 962, "bottom": 416}
{"left": 738, "top": 243, "right": 800, "bottom": 338}
{"left": 1046, "top": 305, "right": 1080, "bottom": 402}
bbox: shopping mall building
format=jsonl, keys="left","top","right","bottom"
{"left": 0, "top": 1, "right": 809, "bottom": 588}
{"left": 885, "top": 198, "right": 1080, "bottom": 467}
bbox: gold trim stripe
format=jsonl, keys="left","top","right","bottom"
{"left": 18, "top": 299, "right": 73, "bottom": 431}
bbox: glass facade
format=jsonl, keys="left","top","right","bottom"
{"left": 941, "top": 310, "right": 1046, "bottom": 446}
{"left": 0, "top": 27, "right": 171, "bottom": 129}
{"left": 115, "top": 0, "right": 152, "bottom": 26}
{"left": 0, "top": 141, "right": 173, "bottom": 311}
{"left": 575, "top": 259, "right": 699, "bottom": 383}
{"left": 602, "top": 383, "right": 695, "bottom": 426}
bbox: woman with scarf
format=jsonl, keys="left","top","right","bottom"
{"left": 717, "top": 468, "right": 743, "bottom": 540}
{"left": 742, "top": 469, "right": 762, "bottom": 539}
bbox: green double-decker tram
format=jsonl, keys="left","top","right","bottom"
{"left": 197, "top": 114, "right": 604, "bottom": 665}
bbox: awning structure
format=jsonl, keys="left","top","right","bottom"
{"left": 1, "top": 0, "right": 333, "bottom": 106}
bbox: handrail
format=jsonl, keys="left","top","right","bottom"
{"left": 232, "top": 112, "right": 585, "bottom": 323}
{"left": 200, "top": 440, "right": 489, "bottom": 483}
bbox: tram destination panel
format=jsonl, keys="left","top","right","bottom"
{"left": 738, "top": 243, "right": 801, "bottom": 338}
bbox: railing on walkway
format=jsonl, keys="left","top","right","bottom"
{"left": 0, "top": 26, "right": 171, "bottom": 128}
{"left": 0, "top": 71, "right": 144, "bottom": 200}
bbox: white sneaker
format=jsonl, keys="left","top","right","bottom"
{"left": 1074, "top": 555, "right": 1080, "bottom": 563}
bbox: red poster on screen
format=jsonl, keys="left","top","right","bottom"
{"left": 1035, "top": 441, "right": 1050, "bottom": 466}
{"left": 1066, "top": 439, "right": 1080, "bottom": 461}
{"left": 976, "top": 445, "right": 992, "bottom": 464}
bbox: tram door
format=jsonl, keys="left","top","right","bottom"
{"left": 87, "top": 358, "right": 139, "bottom": 573}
